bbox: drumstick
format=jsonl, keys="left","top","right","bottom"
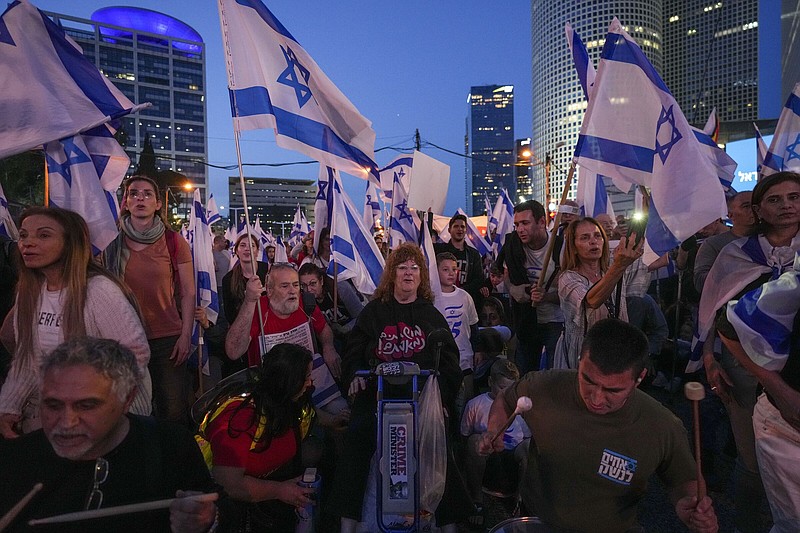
{"left": 28, "top": 492, "right": 218, "bottom": 526}
{"left": 0, "top": 483, "right": 42, "bottom": 531}
{"left": 491, "top": 396, "right": 532, "bottom": 446}
{"left": 684, "top": 382, "right": 707, "bottom": 502}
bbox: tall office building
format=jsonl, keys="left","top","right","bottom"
{"left": 228, "top": 177, "right": 316, "bottom": 237}
{"left": 515, "top": 138, "right": 533, "bottom": 202}
{"left": 530, "top": 2, "right": 662, "bottom": 206}
{"left": 46, "top": 7, "right": 208, "bottom": 192}
{"left": 662, "top": 1, "right": 790, "bottom": 127}
{"left": 466, "top": 85, "right": 515, "bottom": 215}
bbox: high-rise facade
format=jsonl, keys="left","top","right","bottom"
{"left": 228, "top": 177, "right": 316, "bottom": 237}
{"left": 466, "top": 85, "right": 515, "bottom": 215}
{"left": 530, "top": 1, "right": 799, "bottom": 210}
{"left": 530, "top": 1, "right": 662, "bottom": 207}
{"left": 46, "top": 7, "right": 208, "bottom": 192}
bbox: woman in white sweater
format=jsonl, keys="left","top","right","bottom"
{"left": 0, "top": 207, "right": 151, "bottom": 438}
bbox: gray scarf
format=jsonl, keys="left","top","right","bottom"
{"left": 105, "top": 215, "right": 166, "bottom": 277}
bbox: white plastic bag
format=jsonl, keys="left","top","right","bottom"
{"left": 417, "top": 374, "right": 447, "bottom": 513}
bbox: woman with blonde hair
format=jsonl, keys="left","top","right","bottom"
{"left": 554, "top": 216, "right": 643, "bottom": 369}
{"left": 332, "top": 242, "right": 467, "bottom": 532}
{"left": 0, "top": 207, "right": 151, "bottom": 437}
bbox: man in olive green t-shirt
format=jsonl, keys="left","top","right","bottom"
{"left": 480, "top": 318, "right": 719, "bottom": 533}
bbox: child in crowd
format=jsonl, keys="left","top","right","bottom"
{"left": 435, "top": 252, "right": 479, "bottom": 405}
{"left": 472, "top": 328, "right": 505, "bottom": 395}
{"left": 460, "top": 359, "right": 530, "bottom": 527}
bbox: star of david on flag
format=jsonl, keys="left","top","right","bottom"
{"left": 314, "top": 166, "right": 336, "bottom": 253}
{"left": 0, "top": 0, "right": 147, "bottom": 160}
{"left": 219, "top": 0, "right": 380, "bottom": 185}
{"left": 573, "top": 18, "right": 726, "bottom": 259}
{"left": 762, "top": 83, "right": 800, "bottom": 177}
{"left": 0, "top": 182, "right": 18, "bottom": 240}
{"left": 389, "top": 168, "right": 419, "bottom": 247}
{"left": 378, "top": 155, "right": 413, "bottom": 204}
{"left": 363, "top": 180, "right": 381, "bottom": 231}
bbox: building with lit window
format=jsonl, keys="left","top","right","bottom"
{"left": 515, "top": 138, "right": 533, "bottom": 202}
{"left": 228, "top": 177, "right": 316, "bottom": 238}
{"left": 466, "top": 85, "right": 515, "bottom": 215}
{"left": 45, "top": 7, "right": 208, "bottom": 192}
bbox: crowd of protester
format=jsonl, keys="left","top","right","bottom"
{"left": 0, "top": 171, "right": 797, "bottom": 532}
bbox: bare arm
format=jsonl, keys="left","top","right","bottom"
{"left": 318, "top": 323, "right": 341, "bottom": 379}
{"left": 212, "top": 466, "right": 313, "bottom": 507}
{"left": 477, "top": 393, "right": 514, "bottom": 455}
{"left": 224, "top": 277, "right": 262, "bottom": 360}
{"left": 585, "top": 235, "right": 642, "bottom": 309}
{"left": 647, "top": 253, "right": 669, "bottom": 272}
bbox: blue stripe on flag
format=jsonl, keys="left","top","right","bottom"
{"left": 741, "top": 234, "right": 768, "bottom": 266}
{"left": 575, "top": 134, "right": 654, "bottom": 173}
{"left": 379, "top": 157, "right": 414, "bottom": 172}
{"left": 693, "top": 130, "right": 717, "bottom": 148}
{"left": 601, "top": 32, "right": 670, "bottom": 94}
{"left": 644, "top": 199, "right": 680, "bottom": 257}
{"left": 231, "top": 87, "right": 377, "bottom": 174}
{"left": 593, "top": 175, "right": 608, "bottom": 217}
{"left": 788, "top": 92, "right": 800, "bottom": 116}
{"left": 344, "top": 204, "right": 383, "bottom": 287}
{"left": 733, "top": 286, "right": 793, "bottom": 355}
{"left": 234, "top": 0, "right": 297, "bottom": 42}
{"left": 42, "top": 12, "right": 131, "bottom": 119}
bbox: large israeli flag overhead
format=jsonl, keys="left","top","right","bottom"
{"left": 761, "top": 83, "right": 800, "bottom": 178}
{"left": 573, "top": 18, "right": 726, "bottom": 257}
{"left": 218, "top": 0, "right": 379, "bottom": 185}
{"left": 0, "top": 0, "right": 144, "bottom": 159}
{"left": 46, "top": 123, "right": 128, "bottom": 254}
{"left": 328, "top": 172, "right": 385, "bottom": 295}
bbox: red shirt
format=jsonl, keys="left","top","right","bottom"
{"left": 246, "top": 295, "right": 327, "bottom": 367}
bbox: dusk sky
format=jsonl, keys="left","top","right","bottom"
{"left": 35, "top": 0, "right": 534, "bottom": 217}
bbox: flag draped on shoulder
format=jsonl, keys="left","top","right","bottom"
{"left": 328, "top": 172, "right": 385, "bottom": 295}
{"left": 0, "top": 183, "right": 19, "bottom": 240}
{"left": 0, "top": 0, "right": 145, "bottom": 159}
{"left": 218, "top": 0, "right": 379, "bottom": 185}
{"left": 46, "top": 123, "right": 128, "bottom": 254}
{"left": 573, "top": 18, "right": 726, "bottom": 259}
{"left": 188, "top": 189, "right": 219, "bottom": 375}
{"left": 761, "top": 82, "right": 800, "bottom": 178}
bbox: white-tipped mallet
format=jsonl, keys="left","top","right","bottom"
{"left": 491, "top": 396, "right": 532, "bottom": 446}
{"left": 684, "top": 382, "right": 707, "bottom": 502}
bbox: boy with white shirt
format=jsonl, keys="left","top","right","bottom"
{"left": 435, "top": 252, "right": 479, "bottom": 403}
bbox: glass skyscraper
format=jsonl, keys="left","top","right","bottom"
{"left": 45, "top": 7, "right": 208, "bottom": 192}
{"left": 466, "top": 85, "right": 515, "bottom": 215}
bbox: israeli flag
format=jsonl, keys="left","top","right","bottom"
{"left": 485, "top": 193, "right": 498, "bottom": 236}
{"left": 314, "top": 166, "right": 335, "bottom": 252}
{"left": 206, "top": 194, "right": 221, "bottom": 226}
{"left": 274, "top": 235, "right": 289, "bottom": 263}
{"left": 46, "top": 123, "right": 128, "bottom": 254}
{"left": 565, "top": 22, "right": 596, "bottom": 101}
{"left": 219, "top": 0, "right": 379, "bottom": 185}
{"left": 188, "top": 189, "right": 220, "bottom": 375}
{"left": 692, "top": 127, "right": 736, "bottom": 190}
{"left": 754, "top": 123, "right": 768, "bottom": 174}
{"left": 328, "top": 172, "right": 385, "bottom": 295}
{"left": 574, "top": 18, "right": 726, "bottom": 259}
{"left": 726, "top": 253, "right": 800, "bottom": 371}
{"left": 379, "top": 155, "right": 413, "bottom": 204}
{"left": 389, "top": 168, "right": 419, "bottom": 247}
{"left": 492, "top": 189, "right": 516, "bottom": 249}
{"left": 290, "top": 203, "right": 310, "bottom": 245}
{"left": 419, "top": 211, "right": 442, "bottom": 299}
{"left": 252, "top": 216, "right": 275, "bottom": 263}
{"left": 456, "top": 208, "right": 492, "bottom": 257}
{"left": 577, "top": 169, "right": 616, "bottom": 219}
{"left": 0, "top": 182, "right": 19, "bottom": 240}
{"left": 0, "top": 0, "right": 146, "bottom": 160}
{"left": 761, "top": 83, "right": 800, "bottom": 178}
{"left": 363, "top": 181, "right": 381, "bottom": 231}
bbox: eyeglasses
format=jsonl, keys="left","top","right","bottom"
{"left": 397, "top": 264, "right": 421, "bottom": 272}
{"left": 127, "top": 189, "right": 155, "bottom": 200}
{"left": 85, "top": 457, "right": 109, "bottom": 510}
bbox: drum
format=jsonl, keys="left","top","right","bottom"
{"left": 190, "top": 367, "right": 258, "bottom": 424}
{"left": 488, "top": 517, "right": 553, "bottom": 533}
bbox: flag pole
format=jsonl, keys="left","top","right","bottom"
{"left": 44, "top": 159, "right": 49, "bottom": 207}
{"left": 536, "top": 160, "right": 576, "bottom": 293}
{"left": 219, "top": 0, "right": 267, "bottom": 351}
{"left": 197, "top": 334, "right": 205, "bottom": 396}
{"left": 332, "top": 260, "right": 339, "bottom": 322}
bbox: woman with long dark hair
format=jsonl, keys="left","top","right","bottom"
{"left": 199, "top": 343, "right": 315, "bottom": 531}
{"left": 0, "top": 207, "right": 151, "bottom": 437}
{"left": 221, "top": 233, "right": 269, "bottom": 325}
